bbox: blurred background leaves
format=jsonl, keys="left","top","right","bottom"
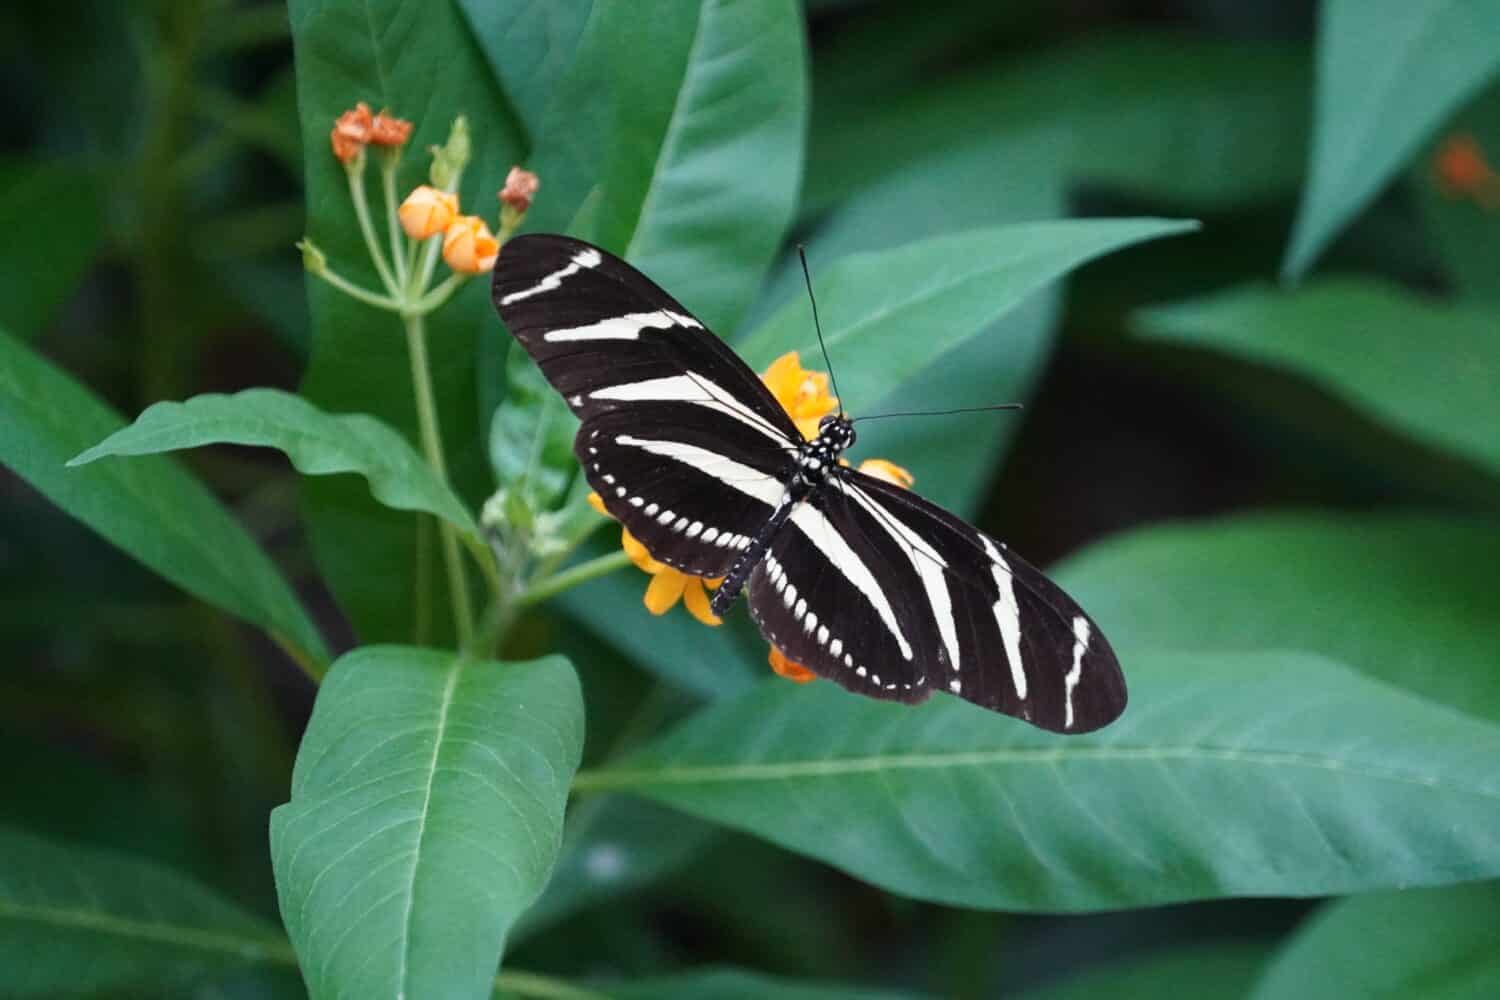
{"left": 3, "top": 0, "right": 1500, "bottom": 997}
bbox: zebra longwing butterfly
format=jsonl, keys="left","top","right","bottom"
{"left": 492, "top": 234, "right": 1126, "bottom": 733}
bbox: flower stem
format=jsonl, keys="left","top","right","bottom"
{"left": 346, "top": 162, "right": 400, "bottom": 295}
{"left": 404, "top": 311, "right": 474, "bottom": 647}
{"left": 380, "top": 151, "right": 408, "bottom": 286}
{"left": 308, "top": 263, "right": 402, "bottom": 311}
{"left": 411, "top": 272, "right": 467, "bottom": 314}
{"left": 518, "top": 550, "right": 632, "bottom": 609}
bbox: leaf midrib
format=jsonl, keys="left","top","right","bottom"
{"left": 581, "top": 743, "right": 1499, "bottom": 799}
{"left": 0, "top": 899, "right": 293, "bottom": 964}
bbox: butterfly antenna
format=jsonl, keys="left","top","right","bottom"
{"left": 852, "top": 403, "right": 1024, "bottom": 423}
{"left": 798, "top": 244, "right": 845, "bottom": 415}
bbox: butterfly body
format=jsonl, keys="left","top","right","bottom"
{"left": 494, "top": 234, "right": 1127, "bottom": 733}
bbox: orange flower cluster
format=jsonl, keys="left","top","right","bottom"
{"left": 1434, "top": 132, "right": 1500, "bottom": 209}
{"left": 396, "top": 172, "right": 539, "bottom": 275}
{"left": 589, "top": 351, "right": 913, "bottom": 686}
{"left": 329, "top": 102, "right": 412, "bottom": 163}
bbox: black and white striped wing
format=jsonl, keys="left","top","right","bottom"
{"left": 493, "top": 235, "right": 800, "bottom": 575}
{"left": 748, "top": 469, "right": 1127, "bottom": 733}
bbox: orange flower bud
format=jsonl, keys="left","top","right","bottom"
{"left": 398, "top": 185, "right": 459, "bottom": 240}
{"left": 369, "top": 110, "right": 413, "bottom": 147}
{"left": 768, "top": 646, "right": 818, "bottom": 684}
{"left": 499, "top": 166, "right": 540, "bottom": 214}
{"left": 330, "top": 102, "right": 373, "bottom": 164}
{"left": 1434, "top": 132, "right": 1498, "bottom": 202}
{"left": 442, "top": 215, "right": 500, "bottom": 274}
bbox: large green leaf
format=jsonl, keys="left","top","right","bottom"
{"left": 270, "top": 646, "right": 583, "bottom": 1000}
{"left": 1283, "top": 1, "right": 1500, "bottom": 278}
{"left": 0, "top": 160, "right": 101, "bottom": 339}
{"left": 1251, "top": 882, "right": 1500, "bottom": 1000}
{"left": 1057, "top": 512, "right": 1500, "bottom": 723}
{"left": 585, "top": 0, "right": 807, "bottom": 334}
{"left": 455, "top": 0, "right": 593, "bottom": 145}
{"left": 0, "top": 826, "right": 289, "bottom": 999}
{"left": 581, "top": 649, "right": 1500, "bottom": 910}
{"left": 805, "top": 34, "right": 1310, "bottom": 218}
{"left": 0, "top": 329, "right": 326, "bottom": 664}
{"left": 289, "top": 0, "right": 523, "bottom": 642}
{"left": 70, "top": 388, "right": 478, "bottom": 537}
{"left": 1018, "top": 942, "right": 1272, "bottom": 1000}
{"left": 738, "top": 219, "right": 1198, "bottom": 412}
{"left": 602, "top": 968, "right": 930, "bottom": 999}
{"left": 1135, "top": 280, "right": 1500, "bottom": 480}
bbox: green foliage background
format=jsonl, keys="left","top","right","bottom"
{"left": 3, "top": 1, "right": 1499, "bottom": 997}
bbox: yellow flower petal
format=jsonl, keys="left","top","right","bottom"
{"left": 760, "top": 352, "right": 803, "bottom": 407}
{"left": 587, "top": 491, "right": 609, "bottom": 516}
{"left": 620, "top": 528, "right": 666, "bottom": 574}
{"left": 858, "top": 458, "right": 914, "bottom": 489}
{"left": 682, "top": 578, "right": 722, "bottom": 626}
{"left": 643, "top": 570, "right": 686, "bottom": 615}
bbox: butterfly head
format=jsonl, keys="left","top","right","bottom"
{"left": 816, "top": 413, "right": 856, "bottom": 454}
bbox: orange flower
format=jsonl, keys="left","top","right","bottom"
{"left": 369, "top": 110, "right": 413, "bottom": 147}
{"left": 590, "top": 492, "right": 723, "bottom": 625}
{"left": 768, "top": 646, "right": 818, "bottom": 683}
{"left": 443, "top": 215, "right": 500, "bottom": 273}
{"left": 1434, "top": 132, "right": 1500, "bottom": 208}
{"left": 399, "top": 185, "right": 459, "bottom": 240}
{"left": 760, "top": 351, "right": 837, "bottom": 440}
{"left": 499, "top": 166, "right": 540, "bottom": 214}
{"left": 587, "top": 352, "right": 912, "bottom": 686}
{"left": 330, "top": 102, "right": 373, "bottom": 163}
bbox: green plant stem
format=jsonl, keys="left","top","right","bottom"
{"left": 493, "top": 971, "right": 609, "bottom": 1000}
{"left": 380, "top": 152, "right": 408, "bottom": 285}
{"left": 347, "top": 163, "right": 399, "bottom": 295}
{"left": 412, "top": 271, "right": 468, "bottom": 314}
{"left": 309, "top": 264, "right": 402, "bottom": 311}
{"left": 404, "top": 311, "right": 475, "bottom": 647}
{"left": 518, "top": 550, "right": 633, "bottom": 608}
{"left": 414, "top": 514, "right": 433, "bottom": 645}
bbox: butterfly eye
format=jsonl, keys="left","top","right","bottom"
{"left": 818, "top": 414, "right": 837, "bottom": 432}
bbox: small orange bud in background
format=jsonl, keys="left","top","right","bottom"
{"left": 369, "top": 110, "right": 413, "bottom": 147}
{"left": 399, "top": 185, "right": 459, "bottom": 240}
{"left": 499, "top": 166, "right": 540, "bottom": 214}
{"left": 1433, "top": 132, "right": 1500, "bottom": 207}
{"left": 330, "top": 102, "right": 373, "bottom": 163}
{"left": 768, "top": 647, "right": 818, "bottom": 684}
{"left": 443, "top": 215, "right": 500, "bottom": 273}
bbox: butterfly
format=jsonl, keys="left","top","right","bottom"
{"left": 492, "top": 234, "right": 1126, "bottom": 733}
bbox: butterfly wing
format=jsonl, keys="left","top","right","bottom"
{"left": 747, "top": 468, "right": 1126, "bottom": 733}
{"left": 493, "top": 235, "right": 800, "bottom": 576}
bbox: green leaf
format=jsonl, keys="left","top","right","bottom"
{"left": 0, "top": 160, "right": 101, "bottom": 339}
{"left": 490, "top": 347, "right": 578, "bottom": 512}
{"left": 0, "top": 329, "right": 326, "bottom": 665}
{"left": 1135, "top": 280, "right": 1500, "bottom": 480}
{"left": 582, "top": 649, "right": 1500, "bottom": 910}
{"left": 1056, "top": 513, "right": 1500, "bottom": 723}
{"left": 0, "top": 826, "right": 290, "bottom": 999}
{"left": 738, "top": 219, "right": 1198, "bottom": 413}
{"left": 1019, "top": 942, "right": 1271, "bottom": 1000}
{"left": 455, "top": 0, "right": 593, "bottom": 145}
{"left": 290, "top": 0, "right": 524, "bottom": 642}
{"left": 603, "top": 968, "right": 930, "bottom": 999}
{"left": 514, "top": 795, "right": 716, "bottom": 940}
{"left": 1251, "top": 882, "right": 1500, "bottom": 1000}
{"left": 70, "top": 388, "right": 478, "bottom": 537}
{"left": 805, "top": 34, "right": 1310, "bottom": 218}
{"left": 271, "top": 646, "right": 583, "bottom": 1000}
{"left": 585, "top": 0, "right": 808, "bottom": 334}
{"left": 1283, "top": 1, "right": 1500, "bottom": 278}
